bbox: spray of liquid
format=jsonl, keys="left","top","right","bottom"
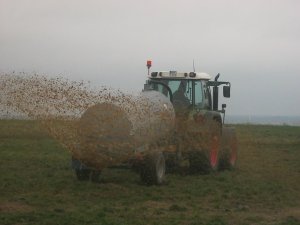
{"left": 0, "top": 73, "right": 177, "bottom": 170}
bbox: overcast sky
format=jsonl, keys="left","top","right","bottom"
{"left": 0, "top": 0, "right": 299, "bottom": 116}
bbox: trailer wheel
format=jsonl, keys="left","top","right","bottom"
{"left": 75, "top": 169, "right": 91, "bottom": 181}
{"left": 90, "top": 170, "right": 101, "bottom": 183}
{"left": 219, "top": 127, "right": 238, "bottom": 170}
{"left": 72, "top": 157, "right": 101, "bottom": 182}
{"left": 140, "top": 152, "right": 166, "bottom": 185}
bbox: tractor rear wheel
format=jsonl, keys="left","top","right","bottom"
{"left": 188, "top": 150, "right": 210, "bottom": 174}
{"left": 219, "top": 127, "right": 238, "bottom": 170}
{"left": 140, "top": 152, "right": 166, "bottom": 185}
{"left": 188, "top": 132, "right": 221, "bottom": 174}
{"left": 209, "top": 133, "right": 220, "bottom": 171}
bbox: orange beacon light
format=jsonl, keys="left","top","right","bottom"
{"left": 146, "top": 60, "right": 152, "bottom": 75}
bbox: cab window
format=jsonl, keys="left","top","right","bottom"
{"left": 152, "top": 80, "right": 193, "bottom": 105}
{"left": 167, "top": 80, "right": 192, "bottom": 105}
{"left": 151, "top": 83, "right": 170, "bottom": 99}
{"left": 194, "top": 81, "right": 203, "bottom": 107}
{"left": 202, "top": 81, "right": 211, "bottom": 109}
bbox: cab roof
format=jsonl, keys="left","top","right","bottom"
{"left": 149, "top": 71, "right": 212, "bottom": 80}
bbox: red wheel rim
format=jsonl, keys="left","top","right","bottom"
{"left": 210, "top": 135, "right": 219, "bottom": 168}
{"left": 230, "top": 141, "right": 237, "bottom": 166}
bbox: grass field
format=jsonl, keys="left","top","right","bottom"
{"left": 0, "top": 120, "right": 299, "bottom": 225}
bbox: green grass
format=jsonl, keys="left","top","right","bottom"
{"left": 0, "top": 120, "right": 300, "bottom": 225}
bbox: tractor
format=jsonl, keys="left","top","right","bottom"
{"left": 72, "top": 62, "right": 237, "bottom": 185}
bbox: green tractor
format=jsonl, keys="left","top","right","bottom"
{"left": 140, "top": 69, "right": 238, "bottom": 180}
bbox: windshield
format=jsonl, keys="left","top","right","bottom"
{"left": 148, "top": 79, "right": 205, "bottom": 110}
{"left": 167, "top": 80, "right": 193, "bottom": 106}
{"left": 150, "top": 80, "right": 191, "bottom": 102}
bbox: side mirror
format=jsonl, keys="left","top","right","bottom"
{"left": 223, "top": 86, "right": 230, "bottom": 98}
{"left": 221, "top": 104, "right": 226, "bottom": 113}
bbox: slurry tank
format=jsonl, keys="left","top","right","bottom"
{"left": 76, "top": 90, "right": 175, "bottom": 169}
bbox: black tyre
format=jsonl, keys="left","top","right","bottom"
{"left": 188, "top": 150, "right": 210, "bottom": 174}
{"left": 164, "top": 152, "right": 179, "bottom": 173}
{"left": 75, "top": 169, "right": 101, "bottom": 182}
{"left": 90, "top": 170, "right": 101, "bottom": 183}
{"left": 188, "top": 121, "right": 221, "bottom": 174}
{"left": 219, "top": 127, "right": 238, "bottom": 170}
{"left": 208, "top": 132, "right": 221, "bottom": 171}
{"left": 140, "top": 152, "right": 166, "bottom": 185}
{"left": 75, "top": 169, "right": 91, "bottom": 181}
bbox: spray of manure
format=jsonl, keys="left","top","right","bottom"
{"left": 0, "top": 73, "right": 176, "bottom": 170}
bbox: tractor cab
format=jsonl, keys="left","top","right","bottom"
{"left": 144, "top": 70, "right": 231, "bottom": 122}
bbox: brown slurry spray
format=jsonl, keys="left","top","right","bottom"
{"left": 0, "top": 73, "right": 175, "bottom": 170}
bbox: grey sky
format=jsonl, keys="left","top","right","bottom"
{"left": 0, "top": 0, "right": 299, "bottom": 116}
